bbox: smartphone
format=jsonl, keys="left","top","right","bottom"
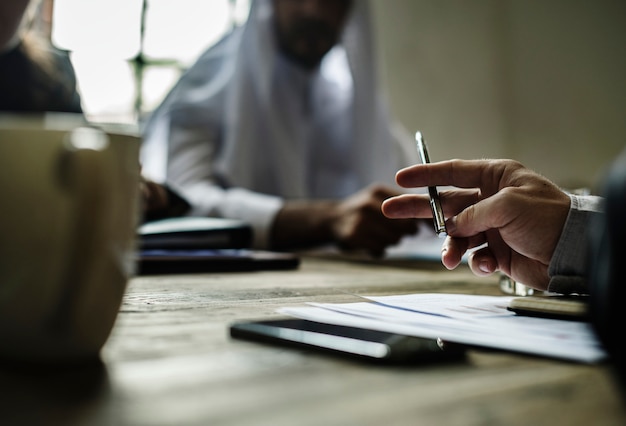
{"left": 506, "top": 295, "right": 589, "bottom": 321}
{"left": 229, "top": 318, "right": 466, "bottom": 364}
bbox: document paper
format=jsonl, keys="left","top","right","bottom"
{"left": 278, "top": 293, "right": 606, "bottom": 363}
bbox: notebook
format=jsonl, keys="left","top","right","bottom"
{"left": 136, "top": 217, "right": 299, "bottom": 274}
{"left": 138, "top": 217, "right": 253, "bottom": 250}
{"left": 137, "top": 249, "right": 300, "bottom": 275}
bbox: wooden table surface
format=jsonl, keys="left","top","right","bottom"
{"left": 1, "top": 256, "right": 624, "bottom": 425}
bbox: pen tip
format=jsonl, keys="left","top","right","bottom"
{"left": 415, "top": 131, "right": 422, "bottom": 140}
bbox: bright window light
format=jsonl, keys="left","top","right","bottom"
{"left": 50, "top": 0, "right": 250, "bottom": 124}
{"left": 142, "top": 66, "right": 181, "bottom": 113}
{"left": 52, "top": 0, "right": 143, "bottom": 60}
{"left": 70, "top": 54, "right": 136, "bottom": 123}
{"left": 143, "top": 0, "right": 231, "bottom": 65}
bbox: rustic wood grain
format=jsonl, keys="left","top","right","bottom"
{"left": 1, "top": 256, "right": 624, "bottom": 425}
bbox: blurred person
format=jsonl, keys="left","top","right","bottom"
{"left": 141, "top": 0, "right": 421, "bottom": 256}
{"left": 0, "top": 0, "right": 82, "bottom": 113}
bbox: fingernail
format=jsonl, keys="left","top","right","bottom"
{"left": 479, "top": 260, "right": 492, "bottom": 274}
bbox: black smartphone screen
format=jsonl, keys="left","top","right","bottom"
{"left": 229, "top": 318, "right": 466, "bottom": 364}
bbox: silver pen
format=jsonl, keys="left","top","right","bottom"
{"left": 415, "top": 131, "right": 447, "bottom": 237}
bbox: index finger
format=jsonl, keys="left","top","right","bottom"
{"left": 395, "top": 159, "right": 523, "bottom": 192}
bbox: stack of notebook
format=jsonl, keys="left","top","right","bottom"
{"left": 136, "top": 217, "right": 299, "bottom": 274}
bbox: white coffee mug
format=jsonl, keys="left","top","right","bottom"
{"left": 0, "top": 113, "right": 141, "bottom": 363}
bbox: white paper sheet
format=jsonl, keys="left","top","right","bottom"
{"left": 384, "top": 222, "right": 446, "bottom": 261}
{"left": 277, "top": 293, "right": 606, "bottom": 363}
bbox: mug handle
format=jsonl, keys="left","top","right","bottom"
{"left": 50, "top": 127, "right": 117, "bottom": 358}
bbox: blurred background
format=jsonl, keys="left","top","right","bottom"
{"left": 372, "top": 0, "right": 626, "bottom": 191}
{"left": 44, "top": 0, "right": 625, "bottom": 191}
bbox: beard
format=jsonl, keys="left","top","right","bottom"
{"left": 276, "top": 18, "right": 341, "bottom": 69}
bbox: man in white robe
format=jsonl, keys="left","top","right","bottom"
{"left": 141, "top": 0, "right": 422, "bottom": 255}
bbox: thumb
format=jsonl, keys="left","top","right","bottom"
{"left": 447, "top": 196, "right": 510, "bottom": 238}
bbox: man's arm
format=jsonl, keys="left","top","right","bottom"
{"left": 271, "top": 185, "right": 419, "bottom": 256}
{"left": 547, "top": 194, "right": 604, "bottom": 294}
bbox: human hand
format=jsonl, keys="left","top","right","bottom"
{"left": 329, "top": 184, "right": 419, "bottom": 257}
{"left": 272, "top": 184, "right": 419, "bottom": 256}
{"left": 381, "top": 159, "right": 571, "bottom": 290}
{"left": 139, "top": 176, "right": 191, "bottom": 222}
{"left": 140, "top": 176, "right": 170, "bottom": 214}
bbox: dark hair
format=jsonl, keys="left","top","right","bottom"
{"left": 0, "top": 32, "right": 82, "bottom": 114}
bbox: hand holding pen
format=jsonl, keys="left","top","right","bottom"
{"left": 381, "top": 153, "right": 572, "bottom": 291}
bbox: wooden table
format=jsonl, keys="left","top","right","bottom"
{"left": 1, "top": 256, "right": 624, "bottom": 425}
